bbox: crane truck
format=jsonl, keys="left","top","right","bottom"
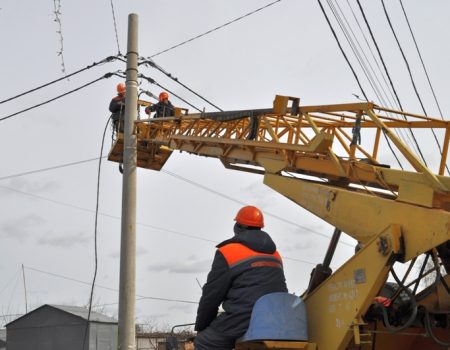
{"left": 109, "top": 95, "right": 450, "bottom": 350}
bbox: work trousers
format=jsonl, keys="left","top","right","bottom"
{"left": 194, "top": 326, "right": 237, "bottom": 350}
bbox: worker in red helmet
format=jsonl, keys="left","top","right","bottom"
{"left": 109, "top": 83, "right": 126, "bottom": 134}
{"left": 144, "top": 91, "right": 175, "bottom": 118}
{"left": 194, "top": 206, "right": 287, "bottom": 350}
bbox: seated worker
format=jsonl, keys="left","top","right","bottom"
{"left": 109, "top": 83, "right": 126, "bottom": 133}
{"left": 194, "top": 206, "right": 288, "bottom": 350}
{"left": 145, "top": 91, "right": 175, "bottom": 118}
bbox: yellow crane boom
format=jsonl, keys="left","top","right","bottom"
{"left": 109, "top": 95, "right": 450, "bottom": 350}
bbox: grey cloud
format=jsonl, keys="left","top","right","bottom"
{"left": 8, "top": 177, "right": 59, "bottom": 193}
{"left": 241, "top": 181, "right": 278, "bottom": 208}
{"left": 37, "top": 231, "right": 90, "bottom": 248}
{"left": 0, "top": 214, "right": 45, "bottom": 241}
{"left": 147, "top": 258, "right": 211, "bottom": 274}
{"left": 167, "top": 303, "right": 196, "bottom": 313}
{"left": 280, "top": 240, "right": 314, "bottom": 253}
{"left": 109, "top": 246, "right": 148, "bottom": 259}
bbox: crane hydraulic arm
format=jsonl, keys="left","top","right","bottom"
{"left": 109, "top": 95, "right": 450, "bottom": 350}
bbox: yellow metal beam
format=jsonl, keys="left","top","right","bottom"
{"left": 365, "top": 108, "right": 448, "bottom": 193}
{"left": 263, "top": 174, "right": 450, "bottom": 261}
{"left": 303, "top": 225, "right": 401, "bottom": 350}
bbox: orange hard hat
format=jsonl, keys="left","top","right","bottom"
{"left": 116, "top": 83, "right": 126, "bottom": 94}
{"left": 159, "top": 91, "right": 169, "bottom": 101}
{"left": 234, "top": 206, "right": 264, "bottom": 228}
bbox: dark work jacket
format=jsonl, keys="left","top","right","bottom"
{"left": 109, "top": 94, "right": 125, "bottom": 121}
{"left": 195, "top": 227, "right": 287, "bottom": 337}
{"left": 145, "top": 101, "right": 175, "bottom": 118}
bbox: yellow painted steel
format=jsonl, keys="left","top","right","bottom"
{"left": 303, "top": 225, "right": 401, "bottom": 350}
{"left": 263, "top": 173, "right": 449, "bottom": 260}
{"left": 107, "top": 95, "right": 450, "bottom": 349}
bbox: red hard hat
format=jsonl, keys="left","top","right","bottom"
{"left": 159, "top": 91, "right": 169, "bottom": 101}
{"left": 116, "top": 83, "right": 126, "bottom": 94}
{"left": 234, "top": 206, "right": 264, "bottom": 228}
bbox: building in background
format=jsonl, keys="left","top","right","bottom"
{"left": 6, "top": 304, "right": 117, "bottom": 350}
{"left": 0, "top": 329, "right": 6, "bottom": 350}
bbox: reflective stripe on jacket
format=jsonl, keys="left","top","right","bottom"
{"left": 219, "top": 243, "right": 283, "bottom": 269}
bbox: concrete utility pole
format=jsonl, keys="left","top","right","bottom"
{"left": 118, "top": 13, "right": 138, "bottom": 350}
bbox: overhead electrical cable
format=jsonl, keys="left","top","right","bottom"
{"left": 316, "top": 0, "right": 368, "bottom": 101}
{"left": 139, "top": 74, "right": 203, "bottom": 112}
{"left": 356, "top": 0, "right": 431, "bottom": 169}
{"left": 380, "top": 0, "right": 448, "bottom": 174}
{"left": 0, "top": 157, "right": 353, "bottom": 250}
{"left": 161, "top": 169, "right": 354, "bottom": 248}
{"left": 0, "top": 182, "right": 217, "bottom": 244}
{"left": 149, "top": 0, "right": 282, "bottom": 58}
{"left": 0, "top": 157, "right": 102, "bottom": 181}
{"left": 399, "top": 0, "right": 444, "bottom": 121}
{"left": 357, "top": 0, "right": 425, "bottom": 163}
{"left": 331, "top": 0, "right": 417, "bottom": 156}
{"left": 317, "top": 0, "right": 403, "bottom": 169}
{"left": 380, "top": 0, "right": 428, "bottom": 117}
{"left": 24, "top": 266, "right": 199, "bottom": 305}
{"left": 0, "top": 56, "right": 119, "bottom": 105}
{"left": 0, "top": 268, "right": 21, "bottom": 297}
{"left": 0, "top": 73, "right": 117, "bottom": 122}
{"left": 332, "top": 0, "right": 395, "bottom": 109}
{"left": 140, "top": 59, "right": 223, "bottom": 111}
{"left": 325, "top": 0, "right": 390, "bottom": 109}
{"left": 346, "top": 0, "right": 398, "bottom": 108}
{"left": 344, "top": 0, "right": 416, "bottom": 154}
{"left": 109, "top": 0, "right": 121, "bottom": 54}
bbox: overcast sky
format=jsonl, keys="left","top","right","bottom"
{"left": 0, "top": 0, "right": 449, "bottom": 330}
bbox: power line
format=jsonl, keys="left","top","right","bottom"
{"left": 316, "top": 0, "right": 368, "bottom": 101}
{"left": 317, "top": 0, "right": 410, "bottom": 170}
{"left": 344, "top": 0, "right": 414, "bottom": 156}
{"left": 0, "top": 183, "right": 218, "bottom": 244}
{"left": 0, "top": 56, "right": 119, "bottom": 105}
{"left": 331, "top": 0, "right": 395, "bottom": 110}
{"left": 140, "top": 59, "right": 223, "bottom": 111}
{"left": 399, "top": 0, "right": 444, "bottom": 121}
{"left": 139, "top": 74, "right": 203, "bottom": 112}
{"left": 24, "top": 266, "right": 198, "bottom": 305}
{"left": 161, "top": 169, "right": 354, "bottom": 248}
{"left": 0, "top": 155, "right": 353, "bottom": 250}
{"left": 380, "top": 0, "right": 448, "bottom": 174}
{"left": 0, "top": 73, "right": 116, "bottom": 122}
{"left": 0, "top": 268, "right": 21, "bottom": 297}
{"left": 109, "top": 0, "right": 121, "bottom": 54}
{"left": 149, "top": 0, "right": 282, "bottom": 58}
{"left": 0, "top": 181, "right": 320, "bottom": 265}
{"left": 346, "top": 0, "right": 398, "bottom": 108}
{"left": 325, "top": 0, "right": 386, "bottom": 107}
{"left": 355, "top": 0, "right": 419, "bottom": 169}
{"left": 0, "top": 157, "right": 102, "bottom": 181}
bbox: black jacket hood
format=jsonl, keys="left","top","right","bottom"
{"left": 216, "top": 225, "right": 276, "bottom": 254}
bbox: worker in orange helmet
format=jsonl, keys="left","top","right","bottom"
{"left": 144, "top": 91, "right": 175, "bottom": 118}
{"left": 109, "top": 83, "right": 126, "bottom": 134}
{"left": 194, "top": 206, "right": 287, "bottom": 350}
